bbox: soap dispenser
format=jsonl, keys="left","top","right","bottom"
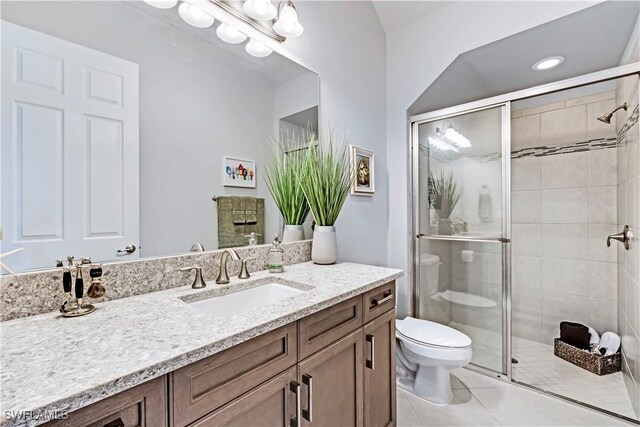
{"left": 244, "top": 232, "right": 261, "bottom": 246}
{"left": 268, "top": 234, "right": 284, "bottom": 273}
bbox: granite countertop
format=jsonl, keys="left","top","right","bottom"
{"left": 0, "top": 261, "right": 403, "bottom": 426}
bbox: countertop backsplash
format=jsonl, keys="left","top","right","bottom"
{"left": 0, "top": 240, "right": 312, "bottom": 321}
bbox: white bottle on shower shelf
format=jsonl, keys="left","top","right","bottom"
{"left": 478, "top": 184, "right": 493, "bottom": 223}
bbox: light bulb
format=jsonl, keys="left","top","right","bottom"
{"left": 143, "top": 0, "right": 178, "bottom": 9}
{"left": 216, "top": 23, "right": 247, "bottom": 44}
{"left": 254, "top": 0, "right": 267, "bottom": 14}
{"left": 242, "top": 0, "right": 277, "bottom": 21}
{"left": 274, "top": 3, "right": 303, "bottom": 38}
{"left": 178, "top": 2, "right": 215, "bottom": 28}
{"left": 245, "top": 39, "right": 272, "bottom": 57}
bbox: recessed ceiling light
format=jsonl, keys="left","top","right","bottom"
{"left": 532, "top": 56, "right": 565, "bottom": 71}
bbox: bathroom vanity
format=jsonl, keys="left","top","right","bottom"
{"left": 0, "top": 262, "right": 402, "bottom": 427}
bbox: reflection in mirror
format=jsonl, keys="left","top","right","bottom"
{"left": 0, "top": 1, "right": 318, "bottom": 274}
{"left": 418, "top": 106, "right": 504, "bottom": 239}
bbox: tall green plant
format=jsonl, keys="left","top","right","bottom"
{"left": 299, "top": 131, "right": 354, "bottom": 226}
{"left": 429, "top": 170, "right": 461, "bottom": 219}
{"left": 264, "top": 132, "right": 311, "bottom": 225}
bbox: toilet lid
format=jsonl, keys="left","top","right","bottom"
{"left": 397, "top": 317, "right": 472, "bottom": 348}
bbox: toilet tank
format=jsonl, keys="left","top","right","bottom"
{"left": 420, "top": 253, "right": 440, "bottom": 296}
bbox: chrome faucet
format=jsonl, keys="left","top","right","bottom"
{"left": 215, "top": 249, "right": 240, "bottom": 284}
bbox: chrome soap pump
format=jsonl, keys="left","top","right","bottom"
{"left": 268, "top": 234, "right": 284, "bottom": 273}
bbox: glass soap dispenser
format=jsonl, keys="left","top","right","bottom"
{"left": 268, "top": 234, "right": 284, "bottom": 273}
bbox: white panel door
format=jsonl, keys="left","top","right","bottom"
{"left": 1, "top": 21, "right": 139, "bottom": 272}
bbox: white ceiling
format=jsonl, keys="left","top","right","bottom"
{"left": 408, "top": 1, "right": 639, "bottom": 115}
{"left": 372, "top": 1, "right": 446, "bottom": 34}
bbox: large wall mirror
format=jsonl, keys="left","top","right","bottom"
{"left": 0, "top": 1, "right": 319, "bottom": 274}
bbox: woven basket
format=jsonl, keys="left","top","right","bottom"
{"left": 554, "top": 338, "right": 621, "bottom": 376}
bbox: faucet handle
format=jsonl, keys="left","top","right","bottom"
{"left": 180, "top": 265, "right": 207, "bottom": 289}
{"left": 238, "top": 257, "right": 256, "bottom": 280}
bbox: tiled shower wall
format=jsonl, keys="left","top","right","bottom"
{"left": 511, "top": 90, "right": 620, "bottom": 345}
{"left": 616, "top": 68, "right": 640, "bottom": 416}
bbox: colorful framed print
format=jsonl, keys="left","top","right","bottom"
{"left": 223, "top": 157, "right": 256, "bottom": 188}
{"left": 350, "top": 145, "right": 374, "bottom": 196}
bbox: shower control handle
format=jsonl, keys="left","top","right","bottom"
{"left": 607, "top": 225, "right": 631, "bottom": 250}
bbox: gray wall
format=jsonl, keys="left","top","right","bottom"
{"left": 278, "top": 1, "right": 389, "bottom": 266}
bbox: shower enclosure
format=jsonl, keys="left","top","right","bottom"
{"left": 410, "top": 63, "right": 640, "bottom": 421}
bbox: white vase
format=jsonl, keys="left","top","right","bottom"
{"left": 282, "top": 224, "right": 305, "bottom": 242}
{"left": 312, "top": 225, "right": 338, "bottom": 265}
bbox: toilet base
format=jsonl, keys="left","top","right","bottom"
{"left": 413, "top": 365, "right": 453, "bottom": 405}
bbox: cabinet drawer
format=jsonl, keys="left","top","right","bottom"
{"left": 187, "top": 367, "right": 297, "bottom": 427}
{"left": 43, "top": 376, "right": 167, "bottom": 427}
{"left": 298, "top": 295, "right": 362, "bottom": 360}
{"left": 171, "top": 323, "right": 297, "bottom": 427}
{"left": 362, "top": 282, "right": 395, "bottom": 324}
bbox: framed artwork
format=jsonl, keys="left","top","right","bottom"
{"left": 223, "top": 156, "right": 256, "bottom": 188}
{"left": 350, "top": 145, "right": 374, "bottom": 196}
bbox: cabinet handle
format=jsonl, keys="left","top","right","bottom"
{"left": 290, "top": 381, "right": 301, "bottom": 427}
{"left": 302, "top": 373, "right": 313, "bottom": 422}
{"left": 103, "top": 418, "right": 124, "bottom": 427}
{"left": 366, "top": 334, "right": 375, "bottom": 369}
{"left": 371, "top": 293, "right": 393, "bottom": 307}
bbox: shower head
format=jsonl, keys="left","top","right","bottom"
{"left": 596, "top": 102, "right": 627, "bottom": 124}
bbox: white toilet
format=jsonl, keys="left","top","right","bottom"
{"left": 396, "top": 317, "right": 472, "bottom": 405}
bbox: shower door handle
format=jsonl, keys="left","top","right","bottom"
{"left": 607, "top": 225, "right": 631, "bottom": 250}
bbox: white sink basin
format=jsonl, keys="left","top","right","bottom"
{"left": 188, "top": 283, "right": 305, "bottom": 318}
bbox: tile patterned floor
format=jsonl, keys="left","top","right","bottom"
{"left": 446, "top": 322, "right": 638, "bottom": 421}
{"left": 512, "top": 336, "right": 637, "bottom": 420}
{"left": 398, "top": 368, "right": 636, "bottom": 426}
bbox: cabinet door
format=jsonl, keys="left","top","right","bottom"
{"left": 363, "top": 309, "right": 396, "bottom": 427}
{"left": 298, "top": 329, "right": 364, "bottom": 427}
{"left": 188, "top": 367, "right": 298, "bottom": 427}
{"left": 171, "top": 323, "right": 297, "bottom": 426}
{"left": 43, "top": 376, "right": 167, "bottom": 427}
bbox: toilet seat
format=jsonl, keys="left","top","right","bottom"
{"left": 397, "top": 317, "right": 471, "bottom": 348}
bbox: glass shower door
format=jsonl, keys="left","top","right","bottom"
{"left": 413, "top": 103, "right": 511, "bottom": 375}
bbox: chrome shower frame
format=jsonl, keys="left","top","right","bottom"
{"left": 408, "top": 62, "right": 640, "bottom": 399}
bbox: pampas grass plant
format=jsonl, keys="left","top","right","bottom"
{"left": 265, "top": 132, "right": 311, "bottom": 225}
{"left": 299, "top": 131, "right": 354, "bottom": 226}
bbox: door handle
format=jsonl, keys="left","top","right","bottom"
{"left": 290, "top": 381, "right": 301, "bottom": 427}
{"left": 366, "top": 334, "right": 375, "bottom": 369}
{"left": 302, "top": 373, "right": 313, "bottom": 422}
{"left": 116, "top": 244, "right": 136, "bottom": 255}
{"left": 607, "top": 225, "right": 631, "bottom": 250}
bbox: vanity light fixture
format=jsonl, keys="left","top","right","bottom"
{"left": 216, "top": 23, "right": 248, "bottom": 44}
{"left": 436, "top": 127, "right": 471, "bottom": 148}
{"left": 178, "top": 1, "right": 215, "bottom": 28}
{"left": 143, "top": 0, "right": 303, "bottom": 58}
{"left": 532, "top": 55, "right": 565, "bottom": 71}
{"left": 273, "top": 0, "right": 303, "bottom": 38}
{"left": 242, "top": 0, "right": 277, "bottom": 21}
{"left": 428, "top": 136, "right": 459, "bottom": 153}
{"left": 143, "top": 0, "right": 178, "bottom": 9}
{"left": 245, "top": 39, "right": 273, "bottom": 57}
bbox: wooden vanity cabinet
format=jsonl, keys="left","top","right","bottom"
{"left": 187, "top": 367, "right": 298, "bottom": 427}
{"left": 297, "top": 329, "right": 364, "bottom": 427}
{"left": 43, "top": 376, "right": 167, "bottom": 427}
{"left": 363, "top": 309, "right": 397, "bottom": 427}
{"left": 56, "top": 282, "right": 396, "bottom": 427}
